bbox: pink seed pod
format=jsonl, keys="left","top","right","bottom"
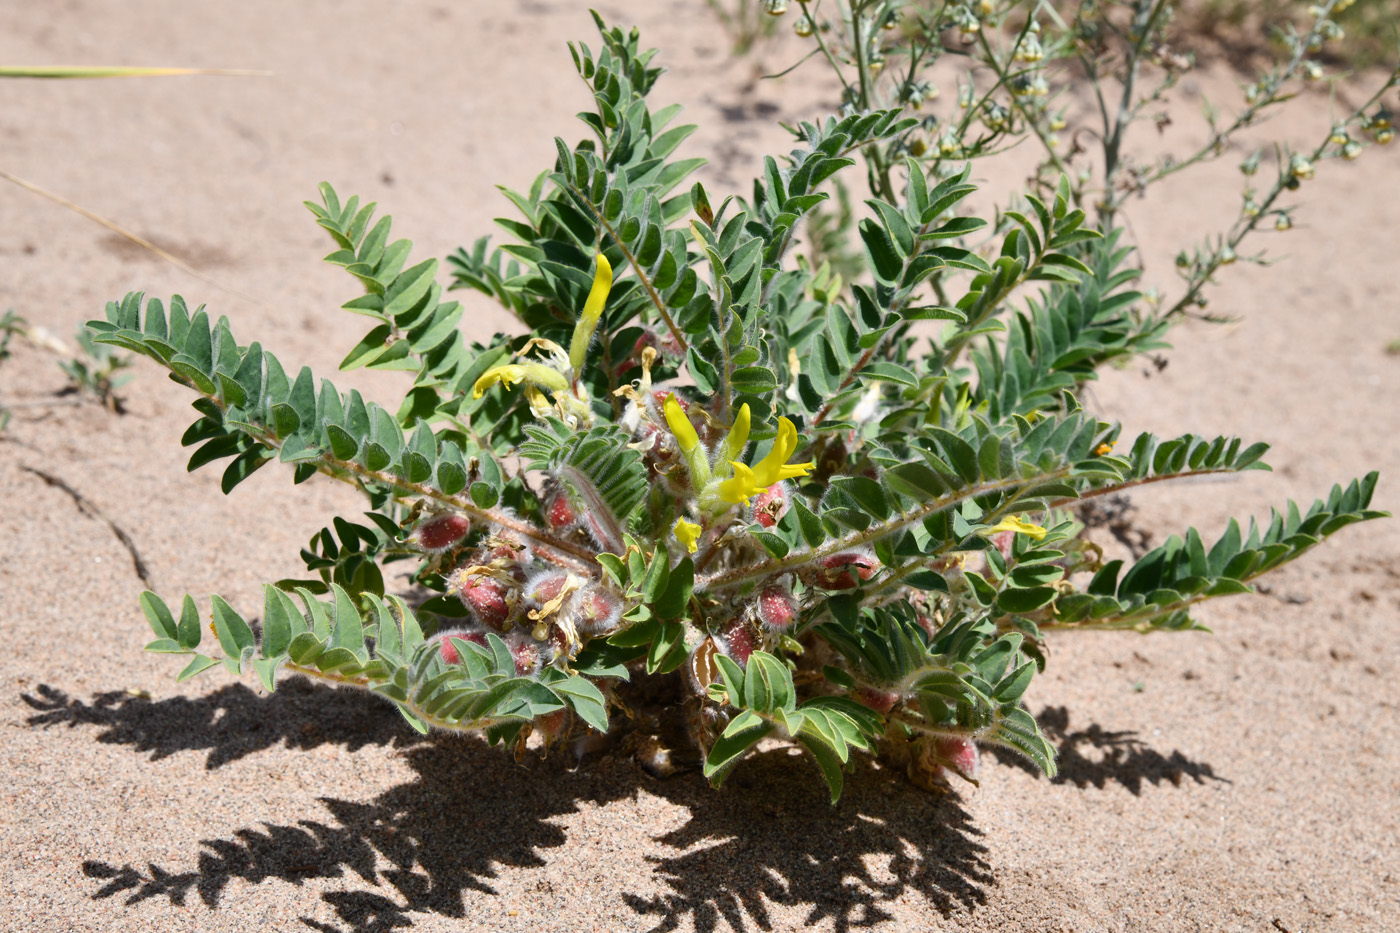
{"left": 505, "top": 631, "right": 543, "bottom": 676}
{"left": 412, "top": 512, "right": 470, "bottom": 553}
{"left": 853, "top": 686, "right": 899, "bottom": 714}
{"left": 933, "top": 735, "right": 980, "bottom": 783}
{"left": 545, "top": 491, "right": 578, "bottom": 529}
{"left": 658, "top": 329, "right": 684, "bottom": 358}
{"left": 535, "top": 707, "right": 572, "bottom": 748}
{"left": 756, "top": 583, "right": 798, "bottom": 632}
{"left": 751, "top": 481, "right": 790, "bottom": 529}
{"left": 427, "top": 629, "right": 487, "bottom": 665}
{"left": 718, "top": 618, "right": 756, "bottom": 666}
{"left": 573, "top": 586, "right": 623, "bottom": 635}
{"left": 810, "top": 550, "right": 878, "bottom": 590}
{"left": 450, "top": 571, "right": 514, "bottom": 632}
{"left": 524, "top": 570, "right": 569, "bottom": 607}
{"left": 991, "top": 530, "right": 1015, "bottom": 560}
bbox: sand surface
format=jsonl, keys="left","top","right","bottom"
{"left": 1, "top": 2, "right": 1397, "bottom": 931}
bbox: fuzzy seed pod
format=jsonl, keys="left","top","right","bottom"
{"left": 525, "top": 570, "right": 569, "bottom": 606}
{"left": 756, "top": 583, "right": 798, "bottom": 632}
{"left": 427, "top": 629, "right": 486, "bottom": 665}
{"left": 809, "top": 550, "right": 878, "bottom": 590}
{"left": 535, "top": 707, "right": 572, "bottom": 749}
{"left": 545, "top": 491, "right": 579, "bottom": 529}
{"left": 573, "top": 586, "right": 623, "bottom": 635}
{"left": 718, "top": 618, "right": 756, "bottom": 666}
{"left": 412, "top": 512, "right": 470, "bottom": 552}
{"left": 751, "top": 481, "right": 790, "bottom": 529}
{"left": 505, "top": 631, "right": 544, "bottom": 676}
{"left": 853, "top": 686, "right": 899, "bottom": 714}
{"left": 450, "top": 570, "right": 514, "bottom": 631}
{"left": 933, "top": 735, "right": 980, "bottom": 783}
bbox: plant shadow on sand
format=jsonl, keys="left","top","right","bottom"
{"left": 32, "top": 682, "right": 1218, "bottom": 932}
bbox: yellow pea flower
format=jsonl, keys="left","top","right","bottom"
{"left": 568, "top": 254, "right": 614, "bottom": 373}
{"left": 988, "top": 515, "right": 1048, "bottom": 541}
{"left": 673, "top": 517, "right": 702, "bottom": 554}
{"left": 717, "top": 416, "right": 813, "bottom": 506}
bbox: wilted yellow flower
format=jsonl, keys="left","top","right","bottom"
{"left": 472, "top": 362, "right": 569, "bottom": 400}
{"left": 673, "top": 517, "right": 702, "bottom": 554}
{"left": 988, "top": 515, "right": 1048, "bottom": 541}
{"left": 717, "top": 417, "right": 813, "bottom": 506}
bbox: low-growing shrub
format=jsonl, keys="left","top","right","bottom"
{"left": 90, "top": 5, "right": 1388, "bottom": 799}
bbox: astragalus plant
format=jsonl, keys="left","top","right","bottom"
{"left": 89, "top": 11, "right": 1385, "bottom": 800}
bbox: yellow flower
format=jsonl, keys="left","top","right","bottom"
{"left": 673, "top": 517, "right": 702, "bottom": 554}
{"left": 988, "top": 515, "right": 1048, "bottom": 541}
{"left": 568, "top": 254, "right": 614, "bottom": 373}
{"left": 663, "top": 393, "right": 711, "bottom": 487}
{"left": 471, "top": 362, "right": 569, "bottom": 400}
{"left": 717, "top": 417, "right": 813, "bottom": 506}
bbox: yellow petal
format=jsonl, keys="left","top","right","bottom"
{"left": 663, "top": 394, "right": 699, "bottom": 454}
{"left": 472, "top": 364, "right": 526, "bottom": 400}
{"left": 752, "top": 418, "right": 808, "bottom": 488}
{"left": 663, "top": 393, "right": 710, "bottom": 488}
{"left": 988, "top": 515, "right": 1048, "bottom": 541}
{"left": 718, "top": 461, "right": 760, "bottom": 506}
{"left": 722, "top": 403, "right": 751, "bottom": 464}
{"left": 472, "top": 362, "right": 568, "bottom": 400}
{"left": 673, "top": 518, "right": 702, "bottom": 554}
{"left": 568, "top": 253, "right": 614, "bottom": 373}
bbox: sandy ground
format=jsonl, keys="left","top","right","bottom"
{"left": 1, "top": 2, "right": 1397, "bottom": 931}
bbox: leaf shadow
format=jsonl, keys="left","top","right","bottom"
{"left": 47, "top": 681, "right": 1217, "bottom": 932}
{"left": 60, "top": 680, "right": 993, "bottom": 933}
{"left": 990, "top": 704, "right": 1226, "bottom": 794}
{"left": 626, "top": 752, "right": 992, "bottom": 933}
{"left": 21, "top": 679, "right": 427, "bottom": 769}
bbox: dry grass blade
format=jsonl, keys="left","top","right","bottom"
{"left": 0, "top": 168, "right": 259, "bottom": 303}
{"left": 0, "top": 65, "right": 269, "bottom": 78}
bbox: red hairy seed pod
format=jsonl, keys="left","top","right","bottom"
{"left": 506, "top": 631, "right": 543, "bottom": 676}
{"left": 991, "top": 530, "right": 1015, "bottom": 560}
{"left": 574, "top": 586, "right": 623, "bottom": 635}
{"left": 545, "top": 492, "right": 578, "bottom": 529}
{"left": 525, "top": 571, "right": 569, "bottom": 606}
{"left": 536, "top": 708, "right": 572, "bottom": 748}
{"left": 427, "top": 629, "right": 486, "bottom": 665}
{"left": 811, "top": 551, "right": 878, "bottom": 590}
{"left": 658, "top": 329, "right": 684, "bottom": 357}
{"left": 451, "top": 572, "right": 513, "bottom": 632}
{"left": 756, "top": 584, "right": 798, "bottom": 632}
{"left": 719, "top": 618, "right": 756, "bottom": 666}
{"left": 853, "top": 686, "right": 899, "bottom": 713}
{"left": 751, "top": 481, "right": 790, "bottom": 529}
{"left": 413, "top": 512, "right": 470, "bottom": 552}
{"left": 933, "top": 735, "right": 980, "bottom": 783}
